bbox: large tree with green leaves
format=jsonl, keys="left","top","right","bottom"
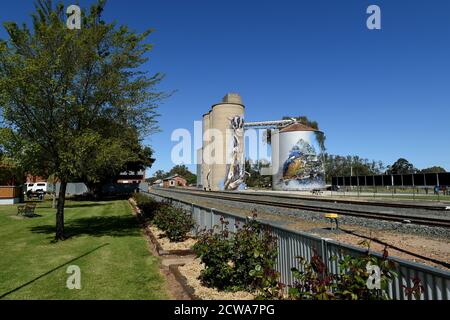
{"left": 386, "top": 158, "right": 417, "bottom": 175}
{"left": 168, "top": 165, "right": 197, "bottom": 185}
{"left": 322, "top": 154, "right": 385, "bottom": 183}
{"left": 419, "top": 166, "right": 446, "bottom": 174}
{"left": 0, "top": 152, "right": 24, "bottom": 186}
{"left": 147, "top": 166, "right": 197, "bottom": 185}
{"left": 0, "top": 0, "right": 166, "bottom": 240}
{"left": 147, "top": 169, "right": 168, "bottom": 183}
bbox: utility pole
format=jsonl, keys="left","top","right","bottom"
{"left": 350, "top": 157, "right": 353, "bottom": 177}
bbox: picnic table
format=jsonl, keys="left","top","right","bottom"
{"left": 17, "top": 203, "right": 37, "bottom": 217}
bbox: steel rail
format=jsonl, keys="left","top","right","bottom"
{"left": 153, "top": 187, "right": 450, "bottom": 228}
{"left": 191, "top": 188, "right": 449, "bottom": 211}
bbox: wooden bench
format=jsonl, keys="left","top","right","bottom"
{"left": 325, "top": 213, "right": 339, "bottom": 230}
{"left": 17, "top": 204, "right": 37, "bottom": 217}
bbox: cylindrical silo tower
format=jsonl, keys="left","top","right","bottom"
{"left": 272, "top": 123, "right": 325, "bottom": 191}
{"left": 209, "top": 93, "right": 245, "bottom": 191}
{"left": 202, "top": 112, "right": 211, "bottom": 190}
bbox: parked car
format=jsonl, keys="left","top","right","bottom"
{"left": 26, "top": 182, "right": 48, "bottom": 193}
{"left": 326, "top": 185, "right": 340, "bottom": 191}
{"left": 25, "top": 189, "right": 45, "bottom": 201}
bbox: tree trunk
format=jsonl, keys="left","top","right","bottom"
{"left": 52, "top": 182, "right": 57, "bottom": 209}
{"left": 55, "top": 180, "right": 67, "bottom": 241}
{"left": 52, "top": 192, "right": 56, "bottom": 209}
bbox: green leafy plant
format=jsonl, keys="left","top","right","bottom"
{"left": 153, "top": 205, "right": 195, "bottom": 242}
{"left": 254, "top": 266, "right": 286, "bottom": 300}
{"left": 289, "top": 254, "right": 336, "bottom": 300}
{"left": 193, "top": 214, "right": 282, "bottom": 295}
{"left": 289, "top": 244, "right": 398, "bottom": 300}
{"left": 232, "top": 218, "right": 280, "bottom": 293}
{"left": 133, "top": 193, "right": 161, "bottom": 221}
{"left": 0, "top": 1, "right": 167, "bottom": 240}
{"left": 192, "top": 223, "right": 235, "bottom": 290}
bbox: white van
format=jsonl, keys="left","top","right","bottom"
{"left": 26, "top": 182, "right": 48, "bottom": 193}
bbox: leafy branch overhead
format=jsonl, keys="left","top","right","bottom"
{"left": 0, "top": 0, "right": 168, "bottom": 239}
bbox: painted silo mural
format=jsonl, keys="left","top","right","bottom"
{"left": 199, "top": 93, "right": 326, "bottom": 192}
{"left": 272, "top": 124, "right": 325, "bottom": 191}
{"left": 224, "top": 116, "right": 245, "bottom": 190}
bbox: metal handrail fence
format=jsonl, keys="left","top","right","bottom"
{"left": 141, "top": 189, "right": 450, "bottom": 300}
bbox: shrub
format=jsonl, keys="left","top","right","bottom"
{"left": 151, "top": 202, "right": 171, "bottom": 229}
{"left": 133, "top": 193, "right": 160, "bottom": 221}
{"left": 289, "top": 245, "right": 398, "bottom": 300}
{"left": 192, "top": 227, "right": 235, "bottom": 290}
{"left": 193, "top": 215, "right": 281, "bottom": 294}
{"left": 153, "top": 205, "right": 195, "bottom": 242}
{"left": 231, "top": 218, "right": 279, "bottom": 291}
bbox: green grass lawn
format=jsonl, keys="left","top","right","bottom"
{"left": 0, "top": 199, "right": 168, "bottom": 300}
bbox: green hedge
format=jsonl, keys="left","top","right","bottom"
{"left": 153, "top": 205, "right": 195, "bottom": 242}
{"left": 133, "top": 193, "right": 160, "bottom": 221}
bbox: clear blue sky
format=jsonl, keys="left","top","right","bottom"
{"left": 1, "top": 0, "right": 449, "bottom": 177}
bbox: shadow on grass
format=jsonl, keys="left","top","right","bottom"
{"left": 64, "top": 202, "right": 112, "bottom": 209}
{"left": 20, "top": 200, "right": 113, "bottom": 210}
{"left": 30, "top": 215, "right": 141, "bottom": 239}
{"left": 0, "top": 243, "right": 109, "bottom": 299}
{"left": 20, "top": 214, "right": 43, "bottom": 219}
{"left": 70, "top": 195, "right": 133, "bottom": 202}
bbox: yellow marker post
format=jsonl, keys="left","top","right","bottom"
{"left": 325, "top": 214, "right": 339, "bottom": 230}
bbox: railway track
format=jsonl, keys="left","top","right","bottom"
{"left": 152, "top": 187, "right": 450, "bottom": 229}
{"left": 225, "top": 191, "right": 449, "bottom": 211}
{"left": 187, "top": 188, "right": 450, "bottom": 211}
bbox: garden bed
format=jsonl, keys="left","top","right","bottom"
{"left": 148, "top": 225, "right": 196, "bottom": 255}
{"left": 177, "top": 258, "right": 255, "bottom": 300}
{"left": 132, "top": 196, "right": 425, "bottom": 300}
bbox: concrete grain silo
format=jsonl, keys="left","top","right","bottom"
{"left": 208, "top": 93, "right": 245, "bottom": 191}
{"left": 201, "top": 112, "right": 211, "bottom": 189}
{"left": 272, "top": 123, "right": 325, "bottom": 191}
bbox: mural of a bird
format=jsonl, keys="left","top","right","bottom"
{"left": 283, "top": 148, "right": 305, "bottom": 179}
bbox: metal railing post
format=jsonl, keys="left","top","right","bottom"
{"left": 321, "top": 239, "right": 328, "bottom": 277}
